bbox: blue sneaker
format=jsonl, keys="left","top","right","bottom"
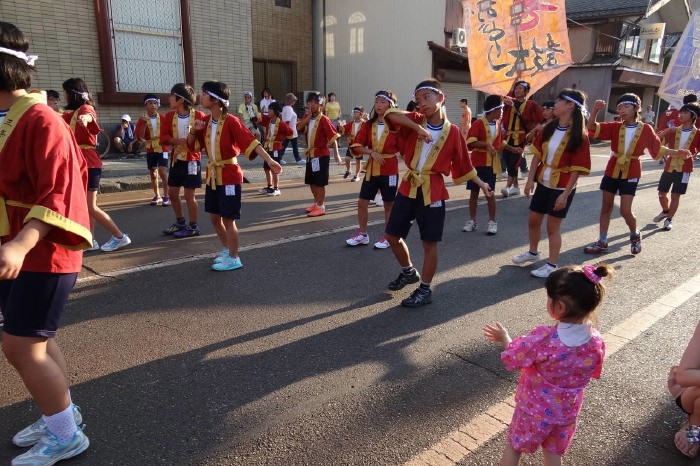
{"left": 211, "top": 256, "right": 243, "bottom": 271}
{"left": 13, "top": 405, "right": 82, "bottom": 448}
{"left": 213, "top": 247, "right": 230, "bottom": 264}
{"left": 172, "top": 225, "right": 200, "bottom": 239}
{"left": 162, "top": 221, "right": 186, "bottom": 235}
{"left": 12, "top": 429, "right": 89, "bottom": 466}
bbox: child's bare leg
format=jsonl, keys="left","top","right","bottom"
{"left": 668, "top": 193, "right": 681, "bottom": 219}
{"left": 674, "top": 386, "right": 700, "bottom": 457}
{"left": 487, "top": 195, "right": 496, "bottom": 221}
{"left": 386, "top": 233, "right": 411, "bottom": 268}
{"left": 543, "top": 450, "right": 563, "bottom": 466}
{"left": 468, "top": 190, "right": 478, "bottom": 220}
{"left": 500, "top": 443, "right": 521, "bottom": 466}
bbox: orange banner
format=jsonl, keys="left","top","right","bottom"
{"left": 466, "top": 0, "right": 573, "bottom": 96}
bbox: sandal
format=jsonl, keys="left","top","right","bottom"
{"left": 675, "top": 421, "right": 700, "bottom": 458}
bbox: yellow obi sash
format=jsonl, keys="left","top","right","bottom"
{"left": 304, "top": 116, "right": 321, "bottom": 158}
{"left": 611, "top": 122, "right": 644, "bottom": 178}
{"left": 669, "top": 127, "right": 697, "bottom": 172}
{"left": 264, "top": 117, "right": 280, "bottom": 151}
{"left": 146, "top": 115, "right": 162, "bottom": 152}
{"left": 404, "top": 119, "right": 452, "bottom": 205}
{"left": 475, "top": 117, "right": 503, "bottom": 175}
{"left": 505, "top": 101, "right": 527, "bottom": 145}
{"left": 79, "top": 144, "right": 94, "bottom": 149}
{"left": 204, "top": 114, "right": 238, "bottom": 189}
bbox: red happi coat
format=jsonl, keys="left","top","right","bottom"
{"left": 135, "top": 113, "right": 169, "bottom": 153}
{"left": 62, "top": 104, "right": 102, "bottom": 169}
{"left": 1, "top": 94, "right": 91, "bottom": 273}
{"left": 591, "top": 121, "right": 664, "bottom": 179}
{"left": 662, "top": 126, "right": 699, "bottom": 173}
{"left": 193, "top": 113, "right": 260, "bottom": 188}
{"left": 341, "top": 119, "right": 364, "bottom": 146}
{"left": 466, "top": 116, "right": 506, "bottom": 174}
{"left": 350, "top": 119, "right": 401, "bottom": 178}
{"left": 502, "top": 99, "right": 543, "bottom": 146}
{"left": 385, "top": 109, "right": 477, "bottom": 205}
{"left": 530, "top": 127, "right": 591, "bottom": 189}
{"left": 299, "top": 114, "right": 339, "bottom": 157}
{"left": 259, "top": 114, "right": 293, "bottom": 152}
{"left": 161, "top": 109, "right": 206, "bottom": 162}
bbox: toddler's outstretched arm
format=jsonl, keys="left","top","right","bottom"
{"left": 483, "top": 322, "right": 512, "bottom": 347}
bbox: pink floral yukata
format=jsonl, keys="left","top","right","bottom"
{"left": 501, "top": 324, "right": 605, "bottom": 455}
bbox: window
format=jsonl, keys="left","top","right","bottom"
{"left": 649, "top": 38, "right": 662, "bottom": 63}
{"left": 94, "top": 0, "right": 194, "bottom": 104}
{"left": 275, "top": 0, "right": 291, "bottom": 7}
{"left": 322, "top": 15, "right": 337, "bottom": 58}
{"left": 619, "top": 27, "right": 646, "bottom": 59}
{"left": 349, "top": 12, "right": 366, "bottom": 54}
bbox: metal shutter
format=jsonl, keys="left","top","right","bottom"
{"left": 440, "top": 82, "right": 480, "bottom": 124}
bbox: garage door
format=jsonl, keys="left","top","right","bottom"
{"left": 440, "top": 82, "right": 480, "bottom": 125}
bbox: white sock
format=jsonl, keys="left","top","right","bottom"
{"left": 43, "top": 404, "right": 78, "bottom": 442}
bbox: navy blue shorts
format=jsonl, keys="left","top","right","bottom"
{"left": 204, "top": 184, "right": 241, "bottom": 219}
{"left": 599, "top": 175, "right": 638, "bottom": 196}
{"left": 468, "top": 166, "right": 496, "bottom": 192}
{"left": 168, "top": 160, "right": 202, "bottom": 189}
{"left": 87, "top": 168, "right": 101, "bottom": 191}
{"left": 345, "top": 147, "right": 363, "bottom": 159}
{"left": 359, "top": 175, "right": 398, "bottom": 202}
{"left": 658, "top": 171, "right": 690, "bottom": 195}
{"left": 147, "top": 152, "right": 169, "bottom": 170}
{"left": 385, "top": 191, "right": 445, "bottom": 242}
{"left": 0, "top": 272, "right": 78, "bottom": 338}
{"left": 529, "top": 184, "right": 576, "bottom": 219}
{"left": 263, "top": 149, "right": 282, "bottom": 171}
{"left": 502, "top": 149, "right": 522, "bottom": 177}
{"left": 304, "top": 156, "right": 330, "bottom": 186}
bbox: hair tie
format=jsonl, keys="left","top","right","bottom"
{"left": 71, "top": 89, "right": 89, "bottom": 101}
{"left": 582, "top": 265, "right": 601, "bottom": 285}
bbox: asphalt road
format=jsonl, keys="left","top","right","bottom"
{"left": 1, "top": 146, "right": 699, "bottom": 466}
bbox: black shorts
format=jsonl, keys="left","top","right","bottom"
{"left": 345, "top": 148, "right": 362, "bottom": 159}
{"left": 385, "top": 191, "right": 446, "bottom": 242}
{"left": 147, "top": 152, "right": 169, "bottom": 170}
{"left": 359, "top": 175, "right": 398, "bottom": 202}
{"left": 87, "top": 168, "right": 101, "bottom": 191}
{"left": 168, "top": 160, "right": 202, "bottom": 189}
{"left": 304, "top": 156, "right": 330, "bottom": 186}
{"left": 658, "top": 171, "right": 690, "bottom": 195}
{"left": 467, "top": 166, "right": 496, "bottom": 192}
{"left": 263, "top": 149, "right": 282, "bottom": 171}
{"left": 529, "top": 184, "right": 576, "bottom": 219}
{"left": 599, "top": 175, "right": 638, "bottom": 196}
{"left": 502, "top": 149, "right": 523, "bottom": 177}
{"left": 0, "top": 271, "right": 78, "bottom": 338}
{"left": 204, "top": 184, "right": 241, "bottom": 219}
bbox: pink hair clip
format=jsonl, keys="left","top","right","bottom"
{"left": 582, "top": 265, "right": 601, "bottom": 285}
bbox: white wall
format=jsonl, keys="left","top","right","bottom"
{"left": 312, "top": 0, "right": 446, "bottom": 117}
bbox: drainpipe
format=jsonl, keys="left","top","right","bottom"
{"left": 322, "top": 0, "right": 327, "bottom": 97}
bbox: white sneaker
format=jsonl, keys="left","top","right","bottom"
{"left": 462, "top": 219, "right": 477, "bottom": 232}
{"left": 501, "top": 171, "right": 508, "bottom": 180}
{"left": 258, "top": 187, "right": 273, "bottom": 194}
{"left": 12, "top": 429, "right": 89, "bottom": 466}
{"left": 509, "top": 187, "right": 521, "bottom": 196}
{"left": 297, "top": 159, "right": 306, "bottom": 165}
{"left": 486, "top": 220, "right": 498, "bottom": 235}
{"left": 663, "top": 218, "right": 673, "bottom": 230}
{"left": 267, "top": 188, "right": 281, "bottom": 196}
{"left": 531, "top": 263, "right": 556, "bottom": 278}
{"left": 13, "top": 405, "right": 83, "bottom": 447}
{"left": 501, "top": 187, "right": 510, "bottom": 198}
{"left": 100, "top": 234, "right": 131, "bottom": 252}
{"left": 346, "top": 231, "right": 369, "bottom": 246}
{"left": 653, "top": 211, "right": 668, "bottom": 222}
{"left": 280, "top": 160, "right": 287, "bottom": 165}
{"left": 373, "top": 236, "right": 390, "bottom": 249}
{"left": 86, "top": 239, "right": 100, "bottom": 251}
{"left": 374, "top": 197, "right": 384, "bottom": 206}
{"left": 512, "top": 251, "right": 540, "bottom": 264}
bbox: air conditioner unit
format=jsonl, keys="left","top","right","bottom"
{"left": 451, "top": 28, "right": 467, "bottom": 49}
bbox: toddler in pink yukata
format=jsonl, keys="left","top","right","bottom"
{"left": 483, "top": 263, "right": 612, "bottom": 466}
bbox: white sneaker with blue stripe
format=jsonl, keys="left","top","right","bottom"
{"left": 13, "top": 405, "right": 82, "bottom": 448}
{"left": 12, "top": 428, "right": 89, "bottom": 466}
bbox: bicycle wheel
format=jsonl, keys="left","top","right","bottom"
{"left": 95, "top": 129, "right": 111, "bottom": 158}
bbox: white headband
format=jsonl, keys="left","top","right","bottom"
{"left": 0, "top": 46, "right": 38, "bottom": 66}
{"left": 174, "top": 92, "right": 193, "bottom": 105}
{"left": 205, "top": 90, "right": 229, "bottom": 107}
{"left": 375, "top": 93, "right": 396, "bottom": 107}
{"left": 145, "top": 97, "right": 161, "bottom": 106}
{"left": 562, "top": 95, "right": 589, "bottom": 119}
{"left": 484, "top": 103, "right": 504, "bottom": 114}
{"left": 616, "top": 99, "right": 638, "bottom": 107}
{"left": 412, "top": 86, "right": 444, "bottom": 102}
{"left": 71, "top": 89, "right": 90, "bottom": 101}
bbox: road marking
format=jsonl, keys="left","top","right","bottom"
{"left": 403, "top": 273, "right": 700, "bottom": 466}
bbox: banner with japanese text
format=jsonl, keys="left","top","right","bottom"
{"left": 657, "top": 11, "right": 700, "bottom": 108}
{"left": 466, "top": 0, "right": 573, "bottom": 96}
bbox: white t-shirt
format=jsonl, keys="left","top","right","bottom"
{"left": 282, "top": 105, "right": 298, "bottom": 137}
{"left": 542, "top": 126, "right": 568, "bottom": 188}
{"left": 624, "top": 124, "right": 638, "bottom": 154}
{"left": 557, "top": 322, "right": 594, "bottom": 347}
{"left": 176, "top": 113, "right": 190, "bottom": 139}
{"left": 642, "top": 111, "right": 655, "bottom": 124}
{"left": 307, "top": 117, "right": 317, "bottom": 143}
{"left": 149, "top": 115, "right": 158, "bottom": 136}
{"left": 416, "top": 123, "right": 444, "bottom": 172}
{"left": 375, "top": 121, "right": 385, "bottom": 140}
{"left": 488, "top": 121, "right": 497, "bottom": 139}
{"left": 0, "top": 109, "right": 7, "bottom": 126}
{"left": 680, "top": 127, "right": 693, "bottom": 148}
{"left": 353, "top": 121, "right": 362, "bottom": 136}
{"left": 259, "top": 98, "right": 274, "bottom": 114}
{"left": 210, "top": 120, "right": 218, "bottom": 160}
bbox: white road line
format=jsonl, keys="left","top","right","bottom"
{"left": 403, "top": 273, "right": 700, "bottom": 466}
